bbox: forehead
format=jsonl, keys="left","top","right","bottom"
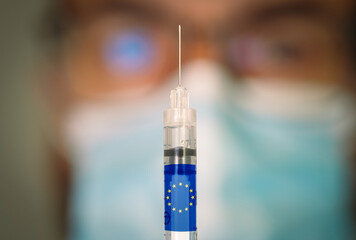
{"left": 69, "top": 0, "right": 353, "bottom": 29}
{"left": 146, "top": 0, "right": 352, "bottom": 19}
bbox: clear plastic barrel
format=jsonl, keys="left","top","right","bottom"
{"left": 164, "top": 124, "right": 196, "bottom": 151}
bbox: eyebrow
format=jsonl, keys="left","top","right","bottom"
{"left": 243, "top": 1, "right": 328, "bottom": 28}
{"left": 88, "top": 0, "right": 175, "bottom": 26}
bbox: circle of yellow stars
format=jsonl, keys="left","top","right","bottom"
{"left": 166, "top": 182, "right": 195, "bottom": 213}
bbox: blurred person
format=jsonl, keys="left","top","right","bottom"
{"left": 39, "top": 0, "right": 356, "bottom": 239}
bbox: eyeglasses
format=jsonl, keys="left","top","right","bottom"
{"left": 59, "top": 8, "right": 349, "bottom": 99}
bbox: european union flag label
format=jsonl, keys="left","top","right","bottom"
{"left": 164, "top": 164, "right": 197, "bottom": 231}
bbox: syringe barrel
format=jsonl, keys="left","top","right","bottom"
{"left": 164, "top": 110, "right": 196, "bottom": 151}
{"left": 163, "top": 107, "right": 197, "bottom": 240}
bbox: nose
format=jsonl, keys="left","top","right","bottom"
{"left": 185, "top": 39, "right": 221, "bottom": 63}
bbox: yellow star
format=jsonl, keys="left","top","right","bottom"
{"left": 173, "top": 185, "right": 176, "bottom": 188}
{"left": 168, "top": 203, "right": 171, "bottom": 206}
{"left": 179, "top": 182, "right": 182, "bottom": 186}
{"left": 173, "top": 208, "right": 176, "bottom": 211}
{"left": 179, "top": 209, "right": 182, "bottom": 213}
{"left": 190, "top": 203, "right": 193, "bottom": 206}
{"left": 190, "top": 189, "right": 193, "bottom": 192}
{"left": 166, "top": 196, "right": 169, "bottom": 200}
{"left": 168, "top": 189, "right": 171, "bottom": 193}
{"left": 185, "top": 208, "right": 188, "bottom": 211}
{"left": 191, "top": 196, "right": 195, "bottom": 199}
{"left": 185, "top": 184, "right": 188, "bottom": 188}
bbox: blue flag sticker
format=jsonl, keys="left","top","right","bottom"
{"left": 164, "top": 164, "right": 196, "bottom": 231}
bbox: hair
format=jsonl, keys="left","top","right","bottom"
{"left": 38, "top": 1, "right": 71, "bottom": 57}
{"left": 348, "top": 4, "right": 356, "bottom": 65}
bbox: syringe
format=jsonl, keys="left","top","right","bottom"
{"left": 163, "top": 25, "right": 197, "bottom": 240}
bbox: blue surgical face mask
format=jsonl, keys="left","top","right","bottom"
{"left": 64, "top": 60, "right": 356, "bottom": 240}
{"left": 65, "top": 83, "right": 168, "bottom": 240}
{"left": 216, "top": 78, "right": 356, "bottom": 240}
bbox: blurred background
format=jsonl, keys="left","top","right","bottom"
{"left": 1, "top": 0, "right": 356, "bottom": 239}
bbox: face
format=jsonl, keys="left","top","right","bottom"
{"left": 51, "top": 0, "right": 354, "bottom": 103}
{"left": 46, "top": 2, "right": 356, "bottom": 239}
